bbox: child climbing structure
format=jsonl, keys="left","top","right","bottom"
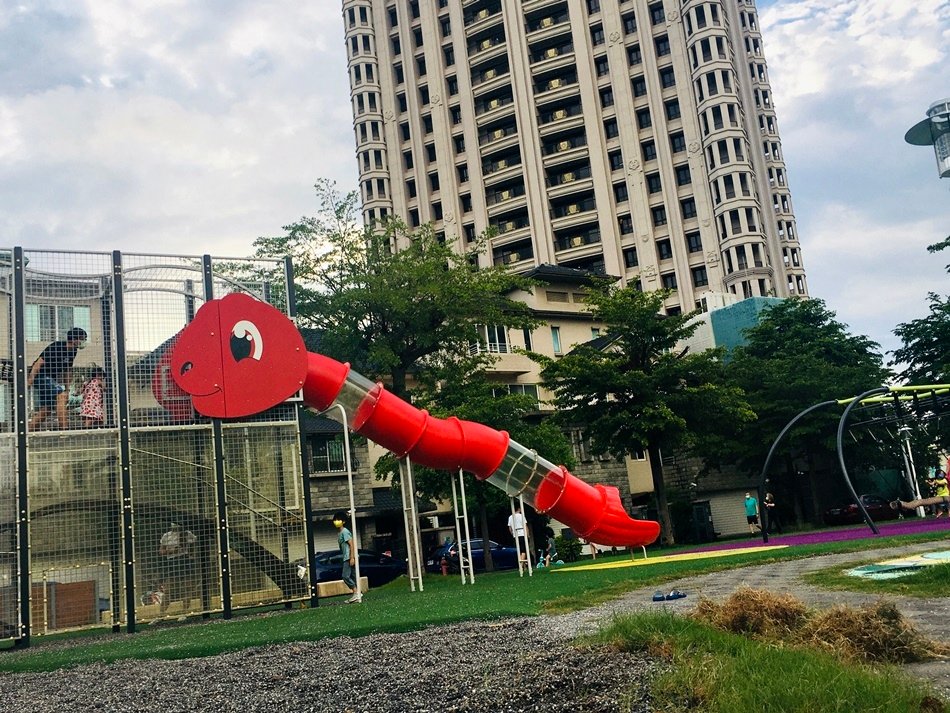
{"left": 171, "top": 293, "right": 660, "bottom": 548}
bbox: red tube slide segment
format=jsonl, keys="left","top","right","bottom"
{"left": 171, "top": 293, "right": 660, "bottom": 548}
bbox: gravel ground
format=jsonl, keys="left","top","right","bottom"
{"left": 0, "top": 616, "right": 661, "bottom": 713}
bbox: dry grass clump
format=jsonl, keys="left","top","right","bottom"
{"left": 691, "top": 586, "right": 809, "bottom": 637}
{"left": 691, "top": 587, "right": 947, "bottom": 664}
{"left": 799, "top": 600, "right": 945, "bottom": 664}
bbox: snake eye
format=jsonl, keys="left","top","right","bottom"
{"left": 230, "top": 320, "right": 263, "bottom": 362}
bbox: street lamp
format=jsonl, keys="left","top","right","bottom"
{"left": 904, "top": 98, "right": 950, "bottom": 180}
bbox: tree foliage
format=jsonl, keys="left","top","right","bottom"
{"left": 252, "top": 179, "right": 539, "bottom": 396}
{"left": 891, "top": 293, "right": 950, "bottom": 386}
{"left": 533, "top": 285, "right": 754, "bottom": 545}
{"left": 724, "top": 298, "right": 891, "bottom": 520}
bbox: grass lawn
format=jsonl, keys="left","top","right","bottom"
{"left": 585, "top": 613, "right": 945, "bottom": 713}
{"left": 2, "top": 529, "right": 948, "bottom": 674}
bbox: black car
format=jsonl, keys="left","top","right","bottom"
{"left": 295, "top": 549, "right": 407, "bottom": 588}
{"left": 425, "top": 539, "right": 520, "bottom": 573}
{"left": 822, "top": 494, "right": 902, "bottom": 526}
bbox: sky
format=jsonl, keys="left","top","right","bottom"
{"left": 1, "top": 0, "right": 947, "bottom": 359}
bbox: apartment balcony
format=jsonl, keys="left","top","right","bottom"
{"left": 468, "top": 36, "right": 508, "bottom": 62}
{"left": 533, "top": 75, "right": 577, "bottom": 98}
{"left": 475, "top": 94, "right": 514, "bottom": 119}
{"left": 465, "top": 5, "right": 503, "bottom": 30}
{"left": 554, "top": 228, "right": 601, "bottom": 252}
{"left": 529, "top": 42, "right": 574, "bottom": 66}
{"left": 550, "top": 196, "right": 597, "bottom": 221}
{"left": 478, "top": 124, "right": 518, "bottom": 147}
{"left": 471, "top": 65, "right": 511, "bottom": 91}
{"left": 486, "top": 184, "right": 526, "bottom": 207}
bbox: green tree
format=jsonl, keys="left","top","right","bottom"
{"left": 891, "top": 293, "right": 950, "bottom": 386}
{"left": 252, "top": 180, "right": 545, "bottom": 562}
{"left": 725, "top": 299, "right": 891, "bottom": 522}
{"left": 533, "top": 285, "right": 754, "bottom": 545}
{"left": 252, "top": 179, "right": 538, "bottom": 395}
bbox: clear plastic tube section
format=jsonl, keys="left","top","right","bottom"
{"left": 303, "top": 352, "right": 660, "bottom": 548}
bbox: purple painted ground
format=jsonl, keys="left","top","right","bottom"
{"left": 676, "top": 517, "right": 950, "bottom": 555}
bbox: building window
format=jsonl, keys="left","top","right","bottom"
{"left": 551, "top": 326, "right": 562, "bottom": 354}
{"left": 665, "top": 99, "right": 681, "bottom": 120}
{"left": 632, "top": 76, "right": 647, "bottom": 97}
{"left": 670, "top": 131, "right": 686, "bottom": 153}
{"left": 649, "top": 3, "right": 665, "bottom": 25}
{"left": 623, "top": 246, "right": 639, "bottom": 268}
{"left": 600, "top": 88, "right": 614, "bottom": 108}
{"left": 595, "top": 55, "right": 610, "bottom": 77}
{"left": 641, "top": 140, "right": 657, "bottom": 161}
{"left": 444, "top": 46, "right": 455, "bottom": 66}
{"left": 627, "top": 44, "right": 642, "bottom": 66}
{"left": 309, "top": 435, "right": 346, "bottom": 474}
{"left": 406, "top": 179, "right": 417, "bottom": 198}
{"left": 657, "top": 239, "right": 673, "bottom": 260}
{"left": 691, "top": 265, "right": 709, "bottom": 287}
{"left": 651, "top": 205, "right": 667, "bottom": 226}
{"left": 609, "top": 151, "right": 624, "bottom": 170}
{"left": 675, "top": 164, "right": 691, "bottom": 185}
{"left": 659, "top": 67, "right": 676, "bottom": 89}
{"left": 685, "top": 231, "right": 702, "bottom": 253}
{"left": 661, "top": 272, "right": 677, "bottom": 289}
{"left": 613, "top": 182, "right": 629, "bottom": 202}
{"left": 604, "top": 118, "right": 619, "bottom": 139}
{"left": 622, "top": 12, "right": 636, "bottom": 34}
{"left": 655, "top": 35, "right": 671, "bottom": 57}
{"left": 636, "top": 108, "right": 652, "bottom": 129}
{"left": 522, "top": 327, "right": 533, "bottom": 351}
{"left": 619, "top": 214, "right": 634, "bottom": 234}
{"left": 25, "top": 304, "right": 91, "bottom": 343}
{"left": 646, "top": 172, "right": 662, "bottom": 193}
{"left": 591, "top": 25, "right": 605, "bottom": 45}
{"left": 680, "top": 197, "right": 697, "bottom": 219}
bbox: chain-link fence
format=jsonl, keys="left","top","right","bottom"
{"left": 4, "top": 248, "right": 313, "bottom": 644}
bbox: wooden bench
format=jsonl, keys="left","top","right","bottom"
{"left": 316, "top": 576, "right": 368, "bottom": 599}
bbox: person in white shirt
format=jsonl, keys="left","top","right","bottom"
{"left": 508, "top": 504, "right": 528, "bottom": 564}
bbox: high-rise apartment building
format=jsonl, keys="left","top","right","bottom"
{"left": 342, "top": 0, "right": 807, "bottom": 315}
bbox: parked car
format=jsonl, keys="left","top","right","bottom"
{"left": 822, "top": 494, "right": 902, "bottom": 526}
{"left": 425, "top": 539, "right": 520, "bottom": 573}
{"left": 295, "top": 549, "right": 407, "bottom": 588}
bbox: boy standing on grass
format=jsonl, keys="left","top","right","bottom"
{"left": 334, "top": 511, "right": 361, "bottom": 604}
{"left": 744, "top": 492, "right": 760, "bottom": 534}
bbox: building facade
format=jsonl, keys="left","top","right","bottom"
{"left": 342, "top": 0, "right": 808, "bottom": 316}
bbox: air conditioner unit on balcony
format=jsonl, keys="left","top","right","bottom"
{"left": 499, "top": 189, "right": 511, "bottom": 200}
{"left": 552, "top": 108, "right": 567, "bottom": 120}
{"left": 488, "top": 98, "right": 501, "bottom": 109}
{"left": 557, "top": 139, "right": 571, "bottom": 151}
{"left": 547, "top": 78, "right": 563, "bottom": 90}
{"left": 506, "top": 252, "right": 521, "bottom": 263}
{"left": 540, "top": 16, "right": 554, "bottom": 28}
{"left": 496, "top": 158, "right": 508, "bottom": 170}
{"left": 484, "top": 68, "right": 497, "bottom": 80}
{"left": 570, "top": 236, "right": 584, "bottom": 247}
{"left": 493, "top": 128, "right": 505, "bottom": 139}
{"left": 545, "top": 47, "right": 559, "bottom": 59}
{"left": 481, "top": 38, "right": 493, "bottom": 50}
{"left": 477, "top": 8, "right": 490, "bottom": 20}
{"left": 566, "top": 204, "right": 580, "bottom": 215}
{"left": 562, "top": 171, "right": 575, "bottom": 182}
{"left": 502, "top": 221, "right": 516, "bottom": 232}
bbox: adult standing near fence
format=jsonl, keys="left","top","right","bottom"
{"left": 27, "top": 327, "right": 87, "bottom": 431}
{"left": 334, "top": 511, "right": 361, "bottom": 604}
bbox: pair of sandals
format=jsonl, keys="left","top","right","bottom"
{"left": 652, "top": 589, "right": 687, "bottom": 601}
